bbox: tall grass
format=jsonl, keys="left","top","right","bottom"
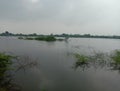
{"left": 73, "top": 50, "right": 120, "bottom": 71}
{"left": 0, "top": 53, "right": 12, "bottom": 79}
{"left": 74, "top": 53, "right": 88, "bottom": 64}
{"left": 0, "top": 53, "right": 13, "bottom": 91}
{"left": 0, "top": 53, "right": 39, "bottom": 91}
{"left": 111, "top": 50, "right": 120, "bottom": 64}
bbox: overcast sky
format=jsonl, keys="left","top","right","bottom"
{"left": 0, "top": 0, "right": 120, "bottom": 35}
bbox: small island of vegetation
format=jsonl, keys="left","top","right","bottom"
{"left": 34, "top": 36, "right": 56, "bottom": 41}
{"left": 18, "top": 35, "right": 65, "bottom": 42}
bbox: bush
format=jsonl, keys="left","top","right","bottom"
{"left": 111, "top": 50, "right": 120, "bottom": 64}
{"left": 35, "top": 36, "right": 56, "bottom": 41}
{"left": 0, "top": 53, "right": 12, "bottom": 77}
{"left": 74, "top": 53, "right": 88, "bottom": 64}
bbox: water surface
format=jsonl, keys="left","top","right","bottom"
{"left": 0, "top": 37, "right": 120, "bottom": 91}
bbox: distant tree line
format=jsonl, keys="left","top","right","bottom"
{"left": 0, "top": 31, "right": 42, "bottom": 36}
{"left": 54, "top": 33, "right": 120, "bottom": 39}
{"left": 0, "top": 31, "right": 120, "bottom": 39}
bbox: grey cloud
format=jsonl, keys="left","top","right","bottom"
{"left": 0, "top": 0, "right": 120, "bottom": 35}
{"left": 0, "top": 0, "right": 66, "bottom": 21}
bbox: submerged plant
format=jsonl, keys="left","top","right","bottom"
{"left": 15, "top": 55, "right": 39, "bottom": 72}
{"left": 0, "top": 53, "right": 15, "bottom": 91}
{"left": 73, "top": 52, "right": 109, "bottom": 70}
{"left": 0, "top": 53, "right": 39, "bottom": 91}
{"left": 111, "top": 50, "right": 120, "bottom": 64}
{"left": 73, "top": 53, "right": 89, "bottom": 70}
{"left": 35, "top": 36, "right": 56, "bottom": 41}
{"left": 0, "top": 53, "right": 12, "bottom": 78}
{"left": 74, "top": 53, "right": 88, "bottom": 64}
{"left": 110, "top": 50, "right": 120, "bottom": 70}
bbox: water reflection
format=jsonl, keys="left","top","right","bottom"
{"left": 110, "top": 63, "right": 120, "bottom": 71}
{"left": 14, "top": 55, "right": 39, "bottom": 72}
{"left": 1, "top": 37, "right": 120, "bottom": 91}
{"left": 73, "top": 61, "right": 90, "bottom": 71}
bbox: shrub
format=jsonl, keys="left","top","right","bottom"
{"left": 74, "top": 53, "right": 88, "bottom": 65}
{"left": 35, "top": 36, "right": 56, "bottom": 41}
{"left": 111, "top": 50, "right": 120, "bottom": 64}
{"left": 0, "top": 53, "right": 12, "bottom": 78}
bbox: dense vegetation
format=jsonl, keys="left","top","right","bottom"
{"left": 0, "top": 53, "right": 12, "bottom": 79}
{"left": 111, "top": 50, "right": 120, "bottom": 64}
{"left": 35, "top": 36, "right": 56, "bottom": 41}
{"left": 0, "top": 53, "right": 13, "bottom": 91}
{"left": 74, "top": 53, "right": 88, "bottom": 65}
{"left": 0, "top": 53, "right": 38, "bottom": 91}
{"left": 74, "top": 50, "right": 120, "bottom": 71}
{"left": 18, "top": 35, "right": 64, "bottom": 41}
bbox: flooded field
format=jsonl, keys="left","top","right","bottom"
{"left": 0, "top": 37, "right": 120, "bottom": 91}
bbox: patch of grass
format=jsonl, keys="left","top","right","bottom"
{"left": 73, "top": 52, "right": 108, "bottom": 70}
{"left": 73, "top": 53, "right": 89, "bottom": 70}
{"left": 0, "top": 53, "right": 40, "bottom": 91}
{"left": 35, "top": 36, "right": 56, "bottom": 41}
{"left": 19, "top": 35, "right": 65, "bottom": 42}
{"left": 0, "top": 53, "right": 12, "bottom": 77}
{"left": 111, "top": 50, "right": 120, "bottom": 64}
{"left": 0, "top": 53, "right": 14, "bottom": 91}
{"left": 74, "top": 53, "right": 88, "bottom": 65}
{"left": 73, "top": 50, "right": 120, "bottom": 71}
{"left": 109, "top": 50, "right": 120, "bottom": 71}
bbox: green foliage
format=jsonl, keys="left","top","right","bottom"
{"left": 111, "top": 50, "right": 120, "bottom": 64}
{"left": 45, "top": 36, "right": 56, "bottom": 41}
{"left": 73, "top": 51, "right": 120, "bottom": 71}
{"left": 73, "top": 53, "right": 89, "bottom": 70}
{"left": 0, "top": 53, "right": 12, "bottom": 79}
{"left": 18, "top": 35, "right": 65, "bottom": 42}
{"left": 35, "top": 36, "right": 56, "bottom": 41}
{"left": 0, "top": 53, "right": 18, "bottom": 91}
{"left": 0, "top": 53, "right": 12, "bottom": 91}
{"left": 74, "top": 53, "right": 88, "bottom": 64}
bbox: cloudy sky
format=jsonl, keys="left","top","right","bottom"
{"left": 0, "top": 0, "right": 120, "bottom": 35}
